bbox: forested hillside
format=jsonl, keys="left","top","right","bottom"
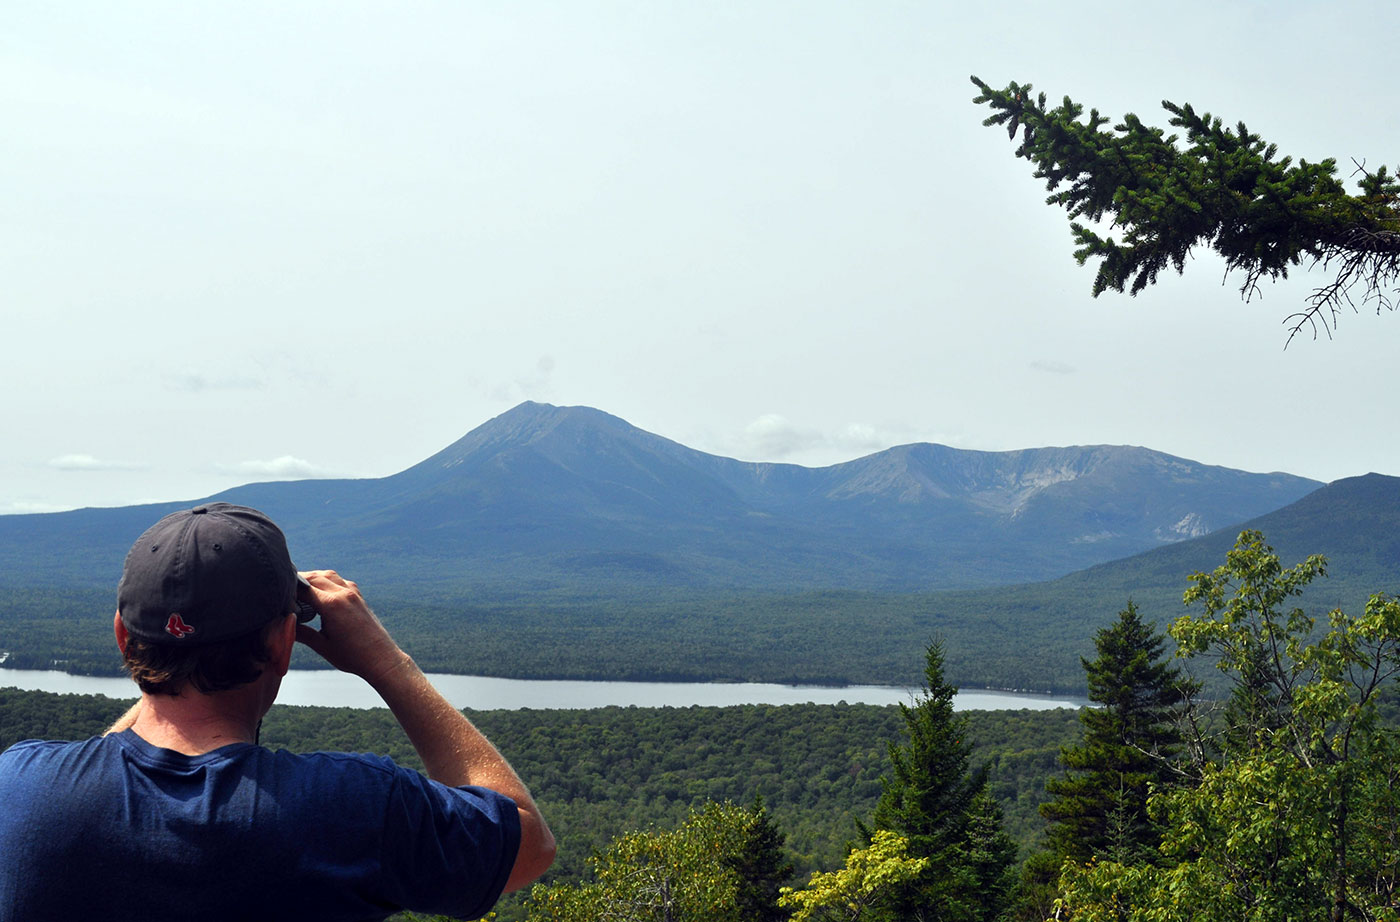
{"left": 4, "top": 476, "right": 1394, "bottom": 695}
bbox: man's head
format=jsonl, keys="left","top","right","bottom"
{"left": 117, "top": 503, "right": 299, "bottom": 695}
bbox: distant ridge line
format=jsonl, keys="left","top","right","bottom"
{"left": 0, "top": 401, "right": 1325, "bottom": 595}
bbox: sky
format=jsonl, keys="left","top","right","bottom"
{"left": 5, "top": 1, "right": 1399, "bottom": 515}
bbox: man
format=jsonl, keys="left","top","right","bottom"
{"left": 0, "top": 502, "right": 555, "bottom": 921}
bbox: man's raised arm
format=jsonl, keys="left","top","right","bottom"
{"left": 295, "top": 570, "right": 556, "bottom": 893}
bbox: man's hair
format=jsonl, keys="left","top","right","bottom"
{"left": 121, "top": 617, "right": 283, "bottom": 696}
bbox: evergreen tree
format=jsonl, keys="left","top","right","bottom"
{"left": 958, "top": 788, "right": 1020, "bottom": 917}
{"left": 871, "top": 640, "right": 1016, "bottom": 922}
{"left": 728, "top": 797, "right": 795, "bottom": 922}
{"left": 1039, "top": 601, "right": 1191, "bottom": 866}
{"left": 970, "top": 76, "right": 1400, "bottom": 343}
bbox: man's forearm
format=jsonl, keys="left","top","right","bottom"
{"left": 370, "top": 653, "right": 556, "bottom": 891}
{"left": 370, "top": 653, "right": 524, "bottom": 790}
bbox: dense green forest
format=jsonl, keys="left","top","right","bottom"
{"left": 0, "top": 577, "right": 1313, "bottom": 694}
{"left": 0, "top": 687, "right": 1079, "bottom": 890}
{"left": 0, "top": 581, "right": 1098, "bottom": 689}
{"left": 0, "top": 582, "right": 1079, "bottom": 688}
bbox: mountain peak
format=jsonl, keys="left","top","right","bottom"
{"left": 0, "top": 403, "right": 1330, "bottom": 594}
{"left": 399, "top": 402, "right": 640, "bottom": 476}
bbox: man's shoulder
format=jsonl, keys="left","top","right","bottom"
{"left": 268, "top": 749, "right": 521, "bottom": 830}
{"left": 0, "top": 736, "right": 118, "bottom": 799}
{"left": 259, "top": 747, "right": 428, "bottom": 801}
{"left": 0, "top": 735, "right": 106, "bottom": 762}
{"left": 268, "top": 747, "right": 402, "bottom": 776}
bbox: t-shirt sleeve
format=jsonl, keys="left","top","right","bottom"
{"left": 375, "top": 769, "right": 523, "bottom": 920}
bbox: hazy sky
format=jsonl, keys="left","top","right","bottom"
{"left": 6, "top": 1, "right": 1398, "bottom": 514}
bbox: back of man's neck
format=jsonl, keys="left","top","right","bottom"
{"left": 129, "top": 689, "right": 263, "bottom": 755}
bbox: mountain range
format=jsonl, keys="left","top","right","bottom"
{"left": 6, "top": 402, "right": 1400, "bottom": 690}
{"left": 0, "top": 401, "right": 1322, "bottom": 593}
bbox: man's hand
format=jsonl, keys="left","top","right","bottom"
{"left": 294, "top": 570, "right": 412, "bottom": 689}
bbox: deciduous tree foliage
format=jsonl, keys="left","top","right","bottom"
{"left": 778, "top": 830, "right": 930, "bottom": 922}
{"left": 525, "top": 801, "right": 793, "bottom": 922}
{"left": 1055, "top": 531, "right": 1400, "bottom": 922}
{"left": 971, "top": 76, "right": 1400, "bottom": 342}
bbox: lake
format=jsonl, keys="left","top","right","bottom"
{"left": 0, "top": 668, "right": 1088, "bottom": 711}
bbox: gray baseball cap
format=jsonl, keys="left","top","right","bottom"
{"left": 118, "top": 503, "right": 298, "bottom": 645}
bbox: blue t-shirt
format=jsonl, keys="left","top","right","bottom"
{"left": 0, "top": 731, "right": 521, "bottom": 921}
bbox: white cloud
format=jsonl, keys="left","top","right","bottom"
{"left": 734, "top": 415, "right": 921, "bottom": 463}
{"left": 833, "top": 423, "right": 892, "bottom": 453}
{"left": 484, "top": 355, "right": 557, "bottom": 403}
{"left": 218, "top": 456, "right": 334, "bottom": 480}
{"left": 0, "top": 499, "right": 70, "bottom": 515}
{"left": 741, "top": 414, "right": 823, "bottom": 458}
{"left": 518, "top": 354, "right": 556, "bottom": 399}
{"left": 1030, "top": 359, "right": 1076, "bottom": 375}
{"left": 48, "top": 454, "right": 145, "bottom": 471}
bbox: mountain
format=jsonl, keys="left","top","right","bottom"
{"left": 1050, "top": 471, "right": 1400, "bottom": 598}
{"left": 0, "top": 402, "right": 1322, "bottom": 594}
{"left": 918, "top": 471, "right": 1400, "bottom": 690}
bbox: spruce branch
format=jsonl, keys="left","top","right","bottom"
{"left": 972, "top": 75, "right": 1400, "bottom": 343}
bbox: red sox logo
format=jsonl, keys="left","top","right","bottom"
{"left": 165, "top": 614, "right": 196, "bottom": 639}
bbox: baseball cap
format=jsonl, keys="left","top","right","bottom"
{"left": 118, "top": 503, "right": 299, "bottom": 645}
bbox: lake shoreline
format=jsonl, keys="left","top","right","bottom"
{"left": 0, "top": 662, "right": 1085, "bottom": 699}
{"left": 0, "top": 667, "right": 1089, "bottom": 711}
